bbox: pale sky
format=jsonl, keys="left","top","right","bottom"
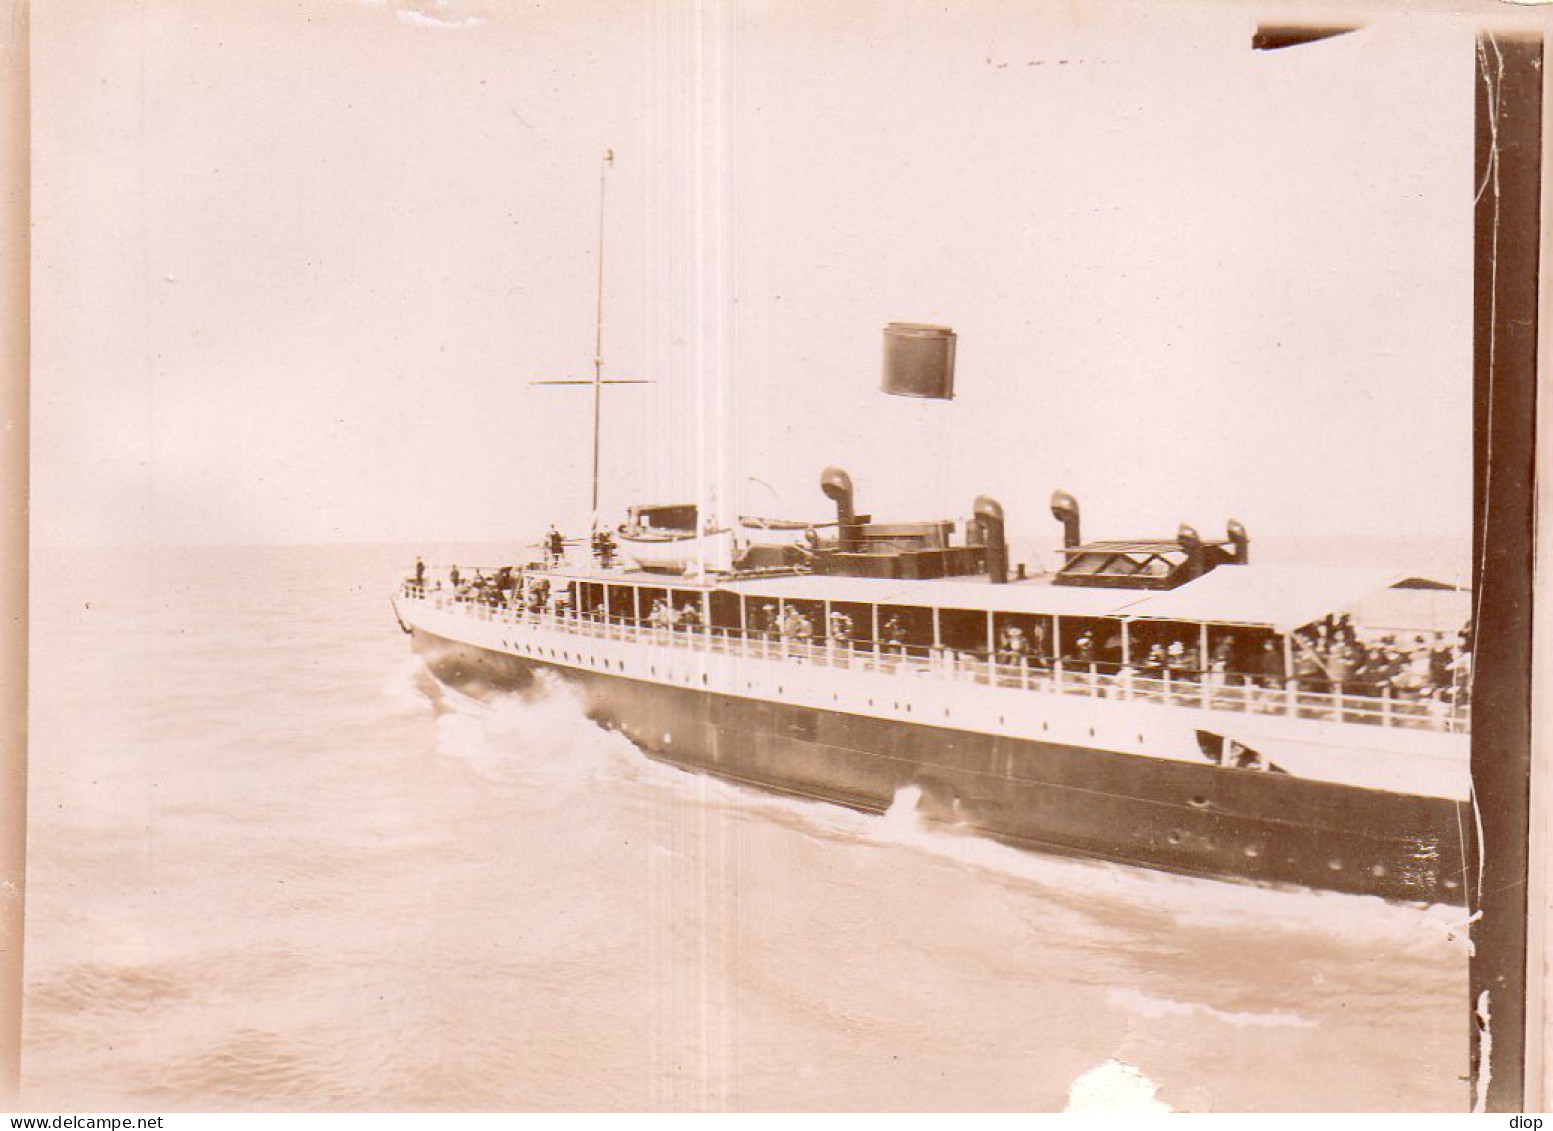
{"left": 32, "top": 0, "right": 1476, "bottom": 552}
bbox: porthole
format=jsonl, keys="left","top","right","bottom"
{"left": 1370, "top": 864, "right": 1387, "bottom": 878}
{"left": 1167, "top": 830, "right": 1184, "bottom": 845}
{"left": 1328, "top": 859, "right": 1344, "bottom": 872}
{"left": 1244, "top": 844, "right": 1260, "bottom": 858}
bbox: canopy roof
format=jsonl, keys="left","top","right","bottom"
{"left": 1118, "top": 565, "right": 1417, "bottom": 631}
{"left": 1072, "top": 538, "right": 1230, "bottom": 553}
{"left": 718, "top": 573, "right": 1139, "bottom": 617}
{"left": 557, "top": 562, "right": 1459, "bottom": 632}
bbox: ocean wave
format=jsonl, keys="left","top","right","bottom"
{"left": 135, "top": 1026, "right": 355, "bottom": 1109}
{"left": 415, "top": 667, "right": 1468, "bottom": 956}
{"left": 428, "top": 671, "right": 649, "bottom": 799}
{"left": 1105, "top": 985, "right": 1317, "bottom": 1029}
{"left": 835, "top": 784, "right": 1468, "bottom": 956}
{"left": 26, "top": 960, "right": 191, "bottom": 1016}
{"left": 380, "top": 653, "right": 443, "bottom": 716}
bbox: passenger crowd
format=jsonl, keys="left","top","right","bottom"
{"left": 407, "top": 558, "right": 1472, "bottom": 712}
{"left": 991, "top": 613, "right": 1472, "bottom": 709}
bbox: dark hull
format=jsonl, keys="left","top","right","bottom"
{"left": 413, "top": 627, "right": 1469, "bottom": 905}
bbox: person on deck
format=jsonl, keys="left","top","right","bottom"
{"left": 1404, "top": 637, "right": 1434, "bottom": 695}
{"left": 1167, "top": 642, "right": 1198, "bottom": 696}
{"left": 1350, "top": 646, "right": 1385, "bottom": 703}
{"left": 1073, "top": 634, "right": 1096, "bottom": 667}
{"left": 829, "top": 611, "right": 854, "bottom": 644}
{"left": 1209, "top": 637, "right": 1233, "bottom": 680}
{"left": 1449, "top": 642, "right": 1473, "bottom": 708}
{"left": 528, "top": 579, "right": 550, "bottom": 614}
{"left": 997, "top": 626, "right": 1029, "bottom": 667}
{"left": 1328, "top": 641, "right": 1356, "bottom": 703}
{"left": 1292, "top": 631, "right": 1325, "bottom": 696}
{"left": 1255, "top": 639, "right": 1287, "bottom": 709}
{"left": 593, "top": 530, "right": 616, "bottom": 568}
{"left": 1029, "top": 623, "right": 1049, "bottom": 667}
{"left": 1206, "top": 637, "right": 1234, "bottom": 705}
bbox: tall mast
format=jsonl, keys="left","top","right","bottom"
{"left": 591, "top": 148, "right": 612, "bottom": 528}
{"left": 530, "top": 148, "right": 649, "bottom": 535}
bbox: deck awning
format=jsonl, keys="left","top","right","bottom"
{"left": 717, "top": 573, "right": 1139, "bottom": 618}
{"left": 567, "top": 563, "right": 1461, "bottom": 633}
{"left": 1116, "top": 565, "right": 1419, "bottom": 632}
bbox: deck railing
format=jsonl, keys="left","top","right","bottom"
{"left": 405, "top": 587, "right": 1471, "bottom": 735}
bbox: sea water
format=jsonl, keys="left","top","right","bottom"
{"left": 21, "top": 544, "right": 1468, "bottom": 1111}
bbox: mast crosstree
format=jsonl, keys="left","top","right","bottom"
{"left": 531, "top": 148, "right": 651, "bottom": 531}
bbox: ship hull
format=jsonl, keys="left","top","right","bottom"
{"left": 411, "top": 625, "right": 1469, "bottom": 905}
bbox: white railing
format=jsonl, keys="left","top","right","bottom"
{"left": 404, "top": 586, "right": 1472, "bottom": 735}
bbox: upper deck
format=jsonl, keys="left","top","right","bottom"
{"left": 406, "top": 555, "right": 1472, "bottom": 737}
{"left": 410, "top": 465, "right": 1469, "bottom": 737}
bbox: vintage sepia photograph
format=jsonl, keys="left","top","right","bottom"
{"left": 7, "top": 0, "right": 1543, "bottom": 1115}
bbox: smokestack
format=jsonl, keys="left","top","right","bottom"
{"left": 1050, "top": 490, "right": 1081, "bottom": 549}
{"left": 1178, "top": 523, "right": 1203, "bottom": 575}
{"left": 974, "top": 495, "right": 1008, "bottom": 584}
{"left": 881, "top": 323, "right": 957, "bottom": 399}
{"left": 821, "top": 466, "right": 856, "bottom": 550}
{"left": 1227, "top": 519, "right": 1249, "bottom": 565}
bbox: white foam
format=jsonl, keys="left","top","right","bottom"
{"left": 1065, "top": 1059, "right": 1173, "bottom": 1113}
{"left": 429, "top": 671, "right": 640, "bottom": 793}
{"left": 414, "top": 668, "right": 1469, "bottom": 955}
{"left": 379, "top": 654, "right": 439, "bottom": 716}
{"left": 397, "top": 8, "right": 484, "bottom": 29}
{"left": 851, "top": 783, "right": 1468, "bottom": 955}
{"left": 1106, "top": 986, "right": 1316, "bottom": 1030}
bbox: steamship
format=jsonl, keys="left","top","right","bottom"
{"left": 392, "top": 326, "right": 1472, "bottom": 905}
